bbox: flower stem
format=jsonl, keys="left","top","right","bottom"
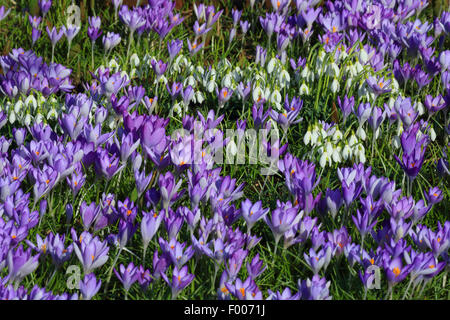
{"left": 104, "top": 247, "right": 123, "bottom": 295}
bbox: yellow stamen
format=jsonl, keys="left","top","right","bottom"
{"left": 392, "top": 267, "right": 401, "bottom": 277}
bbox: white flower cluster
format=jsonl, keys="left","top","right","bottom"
{"left": 0, "top": 93, "right": 63, "bottom": 126}
{"left": 303, "top": 122, "right": 366, "bottom": 168}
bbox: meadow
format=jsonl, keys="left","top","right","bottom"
{"left": 0, "top": 0, "right": 448, "bottom": 300}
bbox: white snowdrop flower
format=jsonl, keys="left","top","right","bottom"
{"left": 207, "top": 80, "right": 217, "bottom": 93}
{"left": 270, "top": 89, "right": 282, "bottom": 105}
{"left": 330, "top": 63, "right": 340, "bottom": 77}
{"left": 130, "top": 53, "right": 140, "bottom": 68}
{"left": 304, "top": 128, "right": 312, "bottom": 145}
{"left": 107, "top": 115, "right": 116, "bottom": 130}
{"left": 356, "top": 126, "right": 366, "bottom": 140}
{"left": 332, "top": 145, "right": 342, "bottom": 163}
{"left": 9, "top": 111, "right": 16, "bottom": 124}
{"left": 416, "top": 101, "right": 425, "bottom": 116}
{"left": 396, "top": 122, "right": 404, "bottom": 136}
{"left": 299, "top": 82, "right": 310, "bottom": 95}
{"left": 24, "top": 113, "right": 32, "bottom": 126}
{"left": 222, "top": 73, "right": 233, "bottom": 88}
{"left": 173, "top": 102, "right": 182, "bottom": 117}
{"left": 356, "top": 145, "right": 366, "bottom": 163}
{"left": 311, "top": 129, "right": 319, "bottom": 145}
{"left": 348, "top": 134, "right": 358, "bottom": 147}
{"left": 342, "top": 143, "right": 352, "bottom": 160}
{"left": 35, "top": 113, "right": 44, "bottom": 124}
{"left": 430, "top": 127, "right": 436, "bottom": 141}
{"left": 226, "top": 140, "right": 238, "bottom": 157}
{"left": 38, "top": 95, "right": 46, "bottom": 106}
{"left": 194, "top": 91, "right": 204, "bottom": 104}
{"left": 392, "top": 135, "right": 401, "bottom": 149}
{"left": 330, "top": 77, "right": 340, "bottom": 93}
{"left": 14, "top": 100, "right": 23, "bottom": 114}
{"left": 184, "top": 75, "right": 196, "bottom": 88}
{"left": 391, "top": 78, "right": 399, "bottom": 93}
{"left": 278, "top": 69, "right": 290, "bottom": 88}
{"left": 354, "top": 61, "right": 364, "bottom": 74}
{"left": 300, "top": 65, "right": 310, "bottom": 79}
{"left": 108, "top": 58, "right": 119, "bottom": 70}
{"left": 196, "top": 65, "right": 205, "bottom": 75}
{"left": 172, "top": 55, "right": 183, "bottom": 73}
{"left": 25, "top": 95, "right": 37, "bottom": 110}
{"left": 325, "top": 141, "right": 333, "bottom": 154}
{"left": 129, "top": 68, "right": 137, "bottom": 79}
{"left": 319, "top": 152, "right": 330, "bottom": 168}
{"left": 332, "top": 129, "right": 343, "bottom": 142}
{"left": 267, "top": 57, "right": 278, "bottom": 74}
{"left": 358, "top": 48, "right": 369, "bottom": 64}
{"left": 47, "top": 107, "right": 58, "bottom": 120}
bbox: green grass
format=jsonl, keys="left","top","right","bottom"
{"left": 0, "top": 0, "right": 448, "bottom": 300}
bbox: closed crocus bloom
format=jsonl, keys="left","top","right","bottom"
{"left": 141, "top": 210, "right": 162, "bottom": 254}
{"left": 102, "top": 32, "right": 121, "bottom": 53}
{"left": 439, "top": 50, "right": 450, "bottom": 72}
{"left": 79, "top": 273, "right": 101, "bottom": 300}
{"left": 12, "top": 127, "right": 26, "bottom": 146}
{"left": 38, "top": 0, "right": 52, "bottom": 15}
{"left": 167, "top": 39, "right": 183, "bottom": 61}
{"left": 46, "top": 26, "right": 64, "bottom": 46}
{"left": 0, "top": 5, "right": 11, "bottom": 21}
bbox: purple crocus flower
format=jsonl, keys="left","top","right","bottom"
{"left": 187, "top": 39, "right": 204, "bottom": 55}
{"left": 384, "top": 256, "right": 411, "bottom": 285}
{"left": 79, "top": 273, "right": 101, "bottom": 300}
{"left": 425, "top": 186, "right": 443, "bottom": 205}
{"left": 304, "top": 244, "right": 333, "bottom": 275}
{"left": 337, "top": 95, "right": 355, "bottom": 123}
{"left": 119, "top": 6, "right": 146, "bottom": 33}
{"left": 161, "top": 265, "right": 195, "bottom": 299}
{"left": 241, "top": 199, "right": 269, "bottom": 233}
{"left": 265, "top": 200, "right": 302, "bottom": 245}
{"left": 7, "top": 245, "right": 40, "bottom": 285}
{"left": 159, "top": 171, "right": 184, "bottom": 214}
{"left": 366, "top": 75, "right": 392, "bottom": 96}
{"left": 102, "top": 32, "right": 121, "bottom": 54}
{"left": 298, "top": 275, "right": 332, "bottom": 300}
{"left": 38, "top": 0, "right": 52, "bottom": 16}
{"left": 424, "top": 94, "right": 446, "bottom": 115}
{"left": 28, "top": 15, "right": 42, "bottom": 29}
{"left": 114, "top": 262, "right": 139, "bottom": 294}
{"left": 72, "top": 231, "right": 109, "bottom": 274}
{"left": 216, "top": 87, "right": 233, "bottom": 109}
{"left": 88, "top": 16, "right": 102, "bottom": 42}
{"left": 141, "top": 210, "right": 162, "bottom": 255}
{"left": 167, "top": 39, "right": 183, "bottom": 61}
{"left": 246, "top": 253, "right": 267, "bottom": 279}
{"left": 46, "top": 26, "right": 64, "bottom": 46}
{"left": 31, "top": 28, "right": 42, "bottom": 46}
{"left": 151, "top": 59, "right": 168, "bottom": 79}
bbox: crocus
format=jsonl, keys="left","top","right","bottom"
{"left": 73, "top": 231, "right": 109, "bottom": 274}
{"left": 79, "top": 273, "right": 101, "bottom": 300}
{"left": 0, "top": 6, "right": 11, "bottom": 22}
{"left": 46, "top": 26, "right": 64, "bottom": 63}
{"left": 114, "top": 262, "right": 139, "bottom": 295}
{"left": 241, "top": 199, "right": 269, "bottom": 233}
{"left": 141, "top": 210, "right": 162, "bottom": 256}
{"left": 161, "top": 265, "right": 195, "bottom": 299}
{"left": 7, "top": 245, "right": 40, "bottom": 286}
